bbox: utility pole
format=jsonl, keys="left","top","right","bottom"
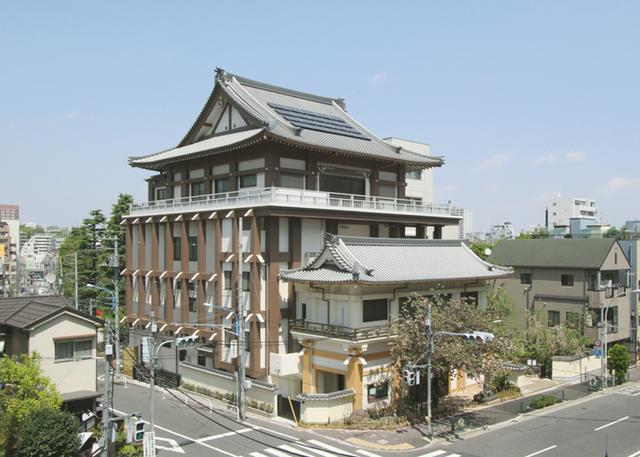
{"left": 426, "top": 300, "right": 433, "bottom": 438}
{"left": 149, "top": 315, "right": 157, "bottom": 433}
{"left": 101, "top": 321, "right": 113, "bottom": 457}
{"left": 74, "top": 251, "right": 79, "bottom": 310}
{"left": 113, "top": 237, "right": 121, "bottom": 379}
{"left": 237, "top": 216, "right": 247, "bottom": 421}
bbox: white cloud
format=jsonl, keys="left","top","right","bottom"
{"left": 566, "top": 151, "right": 587, "bottom": 162}
{"left": 369, "top": 72, "right": 388, "bottom": 86}
{"left": 473, "top": 153, "right": 512, "bottom": 173}
{"left": 533, "top": 153, "right": 558, "bottom": 165}
{"left": 597, "top": 176, "right": 640, "bottom": 194}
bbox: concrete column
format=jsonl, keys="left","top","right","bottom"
{"left": 301, "top": 340, "right": 315, "bottom": 394}
{"left": 346, "top": 355, "right": 364, "bottom": 410}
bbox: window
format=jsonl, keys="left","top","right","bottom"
{"left": 281, "top": 173, "right": 304, "bottom": 189}
{"left": 363, "top": 299, "right": 388, "bottom": 322}
{"left": 188, "top": 283, "right": 197, "bottom": 313}
{"left": 188, "top": 236, "right": 198, "bottom": 261}
{"left": 215, "top": 178, "right": 229, "bottom": 194}
{"left": 520, "top": 273, "right": 532, "bottom": 285}
{"left": 197, "top": 354, "right": 206, "bottom": 366}
{"left": 367, "top": 381, "right": 389, "bottom": 402}
{"left": 190, "top": 181, "right": 205, "bottom": 197}
{"left": 173, "top": 237, "right": 181, "bottom": 261}
{"left": 548, "top": 310, "right": 560, "bottom": 327}
{"left": 606, "top": 306, "right": 619, "bottom": 332}
{"left": 155, "top": 187, "right": 166, "bottom": 201}
{"left": 319, "top": 174, "right": 365, "bottom": 195}
{"left": 242, "top": 218, "right": 252, "bottom": 231}
{"left": 55, "top": 339, "right": 92, "bottom": 360}
{"left": 224, "top": 271, "right": 232, "bottom": 290}
{"left": 615, "top": 253, "right": 618, "bottom": 264}
{"left": 239, "top": 174, "right": 257, "bottom": 188}
{"left": 566, "top": 312, "right": 580, "bottom": 329}
{"left": 378, "top": 183, "right": 396, "bottom": 198}
{"left": 461, "top": 291, "right": 479, "bottom": 305}
{"left": 406, "top": 169, "right": 422, "bottom": 180}
{"left": 561, "top": 274, "right": 574, "bottom": 286}
{"left": 245, "top": 329, "right": 251, "bottom": 352}
{"left": 242, "top": 271, "right": 250, "bottom": 292}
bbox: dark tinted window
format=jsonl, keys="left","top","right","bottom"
{"left": 363, "top": 299, "right": 388, "bottom": 322}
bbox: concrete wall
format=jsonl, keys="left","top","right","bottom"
{"left": 179, "top": 362, "right": 277, "bottom": 411}
{"left": 29, "top": 313, "right": 97, "bottom": 395}
{"left": 552, "top": 355, "right": 601, "bottom": 383}
{"left": 299, "top": 395, "right": 354, "bottom": 424}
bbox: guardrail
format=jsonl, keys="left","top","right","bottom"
{"left": 129, "top": 187, "right": 454, "bottom": 218}
{"left": 289, "top": 319, "right": 391, "bottom": 341}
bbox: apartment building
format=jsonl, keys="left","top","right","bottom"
{"left": 489, "top": 239, "right": 632, "bottom": 348}
{"left": 123, "top": 69, "right": 471, "bottom": 419}
{"left": 547, "top": 196, "right": 599, "bottom": 228}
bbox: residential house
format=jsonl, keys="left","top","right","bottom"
{"left": 0, "top": 295, "right": 101, "bottom": 413}
{"left": 488, "top": 239, "right": 632, "bottom": 349}
{"left": 122, "top": 68, "right": 465, "bottom": 420}
{"left": 279, "top": 234, "right": 511, "bottom": 422}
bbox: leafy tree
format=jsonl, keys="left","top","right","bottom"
{"left": 14, "top": 407, "right": 79, "bottom": 457}
{"left": 469, "top": 241, "right": 496, "bottom": 260}
{"left": 389, "top": 294, "right": 512, "bottom": 413}
{"left": 605, "top": 226, "right": 620, "bottom": 239}
{"left": 0, "top": 354, "right": 62, "bottom": 454}
{"left": 513, "top": 314, "right": 589, "bottom": 378}
{"left": 608, "top": 344, "right": 630, "bottom": 384}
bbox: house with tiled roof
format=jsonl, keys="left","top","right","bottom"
{"left": 0, "top": 295, "right": 101, "bottom": 413}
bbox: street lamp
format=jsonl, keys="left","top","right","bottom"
{"left": 87, "top": 283, "right": 121, "bottom": 379}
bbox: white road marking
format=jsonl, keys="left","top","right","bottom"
{"left": 251, "top": 424, "right": 300, "bottom": 441}
{"left": 628, "top": 451, "right": 640, "bottom": 457}
{"left": 307, "top": 439, "right": 356, "bottom": 456}
{"left": 111, "top": 407, "right": 239, "bottom": 457}
{"left": 356, "top": 450, "right": 382, "bottom": 457}
{"left": 523, "top": 445, "right": 557, "bottom": 457}
{"left": 155, "top": 437, "right": 185, "bottom": 454}
{"left": 197, "top": 427, "right": 253, "bottom": 442}
{"left": 296, "top": 443, "right": 342, "bottom": 457}
{"left": 250, "top": 453, "right": 270, "bottom": 457}
{"left": 420, "top": 451, "right": 448, "bottom": 457}
{"left": 264, "top": 448, "right": 293, "bottom": 457}
{"left": 279, "top": 444, "right": 315, "bottom": 456}
{"left": 595, "top": 415, "right": 630, "bottom": 431}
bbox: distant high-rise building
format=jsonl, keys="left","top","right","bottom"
{"left": 0, "top": 204, "right": 20, "bottom": 297}
{"left": 546, "top": 196, "right": 599, "bottom": 228}
{"left": 489, "top": 221, "right": 516, "bottom": 242}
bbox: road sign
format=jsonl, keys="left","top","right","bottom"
{"left": 593, "top": 348, "right": 603, "bottom": 358}
{"left": 594, "top": 339, "right": 602, "bottom": 347}
{"left": 143, "top": 431, "right": 156, "bottom": 457}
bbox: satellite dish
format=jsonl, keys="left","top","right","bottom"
{"left": 484, "top": 248, "right": 492, "bottom": 257}
{"left": 45, "top": 273, "right": 56, "bottom": 284}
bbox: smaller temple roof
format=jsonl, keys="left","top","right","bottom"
{"left": 280, "top": 234, "right": 512, "bottom": 285}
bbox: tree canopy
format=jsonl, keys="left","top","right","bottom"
{"left": 14, "top": 407, "right": 80, "bottom": 457}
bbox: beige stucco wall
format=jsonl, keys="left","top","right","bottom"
{"left": 179, "top": 362, "right": 277, "bottom": 411}
{"left": 299, "top": 395, "right": 354, "bottom": 424}
{"left": 552, "top": 355, "right": 601, "bottom": 383}
{"left": 29, "top": 313, "right": 97, "bottom": 395}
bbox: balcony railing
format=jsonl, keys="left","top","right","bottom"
{"left": 289, "top": 319, "right": 391, "bottom": 341}
{"left": 129, "top": 187, "right": 455, "bottom": 218}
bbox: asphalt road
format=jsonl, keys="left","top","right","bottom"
{"left": 104, "top": 375, "right": 640, "bottom": 457}
{"left": 444, "top": 382, "right": 640, "bottom": 457}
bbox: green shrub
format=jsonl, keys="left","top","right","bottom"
{"left": 528, "top": 394, "right": 557, "bottom": 409}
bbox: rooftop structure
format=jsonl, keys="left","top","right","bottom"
{"left": 547, "top": 195, "right": 599, "bottom": 228}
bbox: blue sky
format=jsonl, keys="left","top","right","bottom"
{"left": 1, "top": 1, "right": 639, "bottom": 231}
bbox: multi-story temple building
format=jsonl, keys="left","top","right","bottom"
{"left": 123, "top": 69, "right": 508, "bottom": 422}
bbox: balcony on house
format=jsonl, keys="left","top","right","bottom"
{"left": 129, "top": 187, "right": 455, "bottom": 219}
{"left": 289, "top": 319, "right": 391, "bottom": 342}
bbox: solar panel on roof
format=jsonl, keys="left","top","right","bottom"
{"left": 268, "top": 103, "right": 370, "bottom": 141}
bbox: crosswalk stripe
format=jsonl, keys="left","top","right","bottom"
{"left": 297, "top": 443, "right": 343, "bottom": 457}
{"left": 447, "top": 454, "right": 461, "bottom": 457}
{"left": 278, "top": 444, "right": 316, "bottom": 456}
{"left": 419, "top": 451, "right": 448, "bottom": 457}
{"left": 250, "top": 453, "right": 270, "bottom": 457}
{"left": 356, "top": 450, "right": 382, "bottom": 457}
{"left": 264, "top": 449, "right": 293, "bottom": 457}
{"left": 306, "top": 439, "right": 356, "bottom": 456}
